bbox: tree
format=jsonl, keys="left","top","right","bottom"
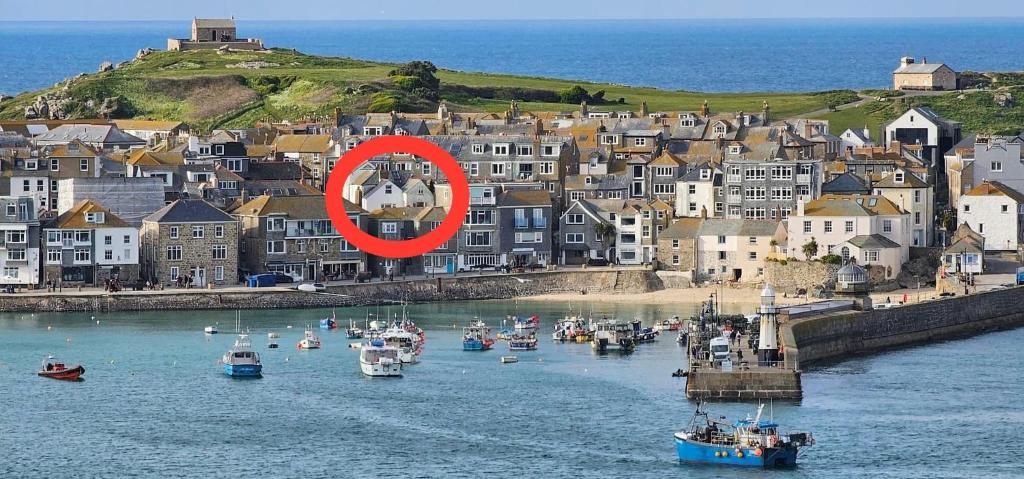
{"left": 593, "top": 222, "right": 616, "bottom": 258}
{"left": 387, "top": 60, "right": 440, "bottom": 100}
{"left": 802, "top": 237, "right": 819, "bottom": 261}
{"left": 559, "top": 85, "right": 590, "bottom": 104}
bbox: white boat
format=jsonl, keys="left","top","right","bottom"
{"left": 267, "top": 331, "right": 279, "bottom": 349}
{"left": 359, "top": 339, "right": 402, "bottom": 377}
{"left": 297, "top": 326, "right": 321, "bottom": 350}
{"left": 500, "top": 355, "right": 519, "bottom": 364}
{"left": 380, "top": 324, "right": 420, "bottom": 364}
{"left": 204, "top": 325, "right": 218, "bottom": 334}
{"left": 591, "top": 319, "right": 636, "bottom": 353}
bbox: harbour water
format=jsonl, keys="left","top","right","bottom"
{"left": 4, "top": 19, "right": 1024, "bottom": 95}
{"left": 1, "top": 300, "right": 1021, "bottom": 478}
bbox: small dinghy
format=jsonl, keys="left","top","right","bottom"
{"left": 38, "top": 356, "right": 84, "bottom": 381}
{"left": 500, "top": 355, "right": 518, "bottom": 364}
{"left": 204, "top": 325, "right": 218, "bottom": 334}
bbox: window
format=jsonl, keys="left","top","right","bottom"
{"left": 863, "top": 250, "right": 879, "bottom": 262}
{"left": 421, "top": 161, "right": 432, "bottom": 176}
{"left": 471, "top": 144, "right": 485, "bottom": 154}
{"left": 642, "top": 225, "right": 651, "bottom": 238}
{"left": 533, "top": 208, "right": 546, "bottom": 228}
{"left": 104, "top": 235, "right": 112, "bottom": 245}
{"left": 51, "top": 159, "right": 59, "bottom": 171}
{"left": 718, "top": 235, "right": 726, "bottom": 244}
{"left": 963, "top": 204, "right": 970, "bottom": 213}
{"left": 516, "top": 145, "right": 534, "bottom": 156}
{"left": 514, "top": 208, "right": 528, "bottom": 228}
{"left": 718, "top": 251, "right": 727, "bottom": 260}
{"left": 212, "top": 245, "right": 227, "bottom": 260}
{"left": 745, "top": 187, "right": 766, "bottom": 201}
{"left": 319, "top": 240, "right": 330, "bottom": 253}
{"left": 267, "top": 218, "right": 285, "bottom": 232}
{"left": 689, "top": 202, "right": 697, "bottom": 213}
{"left": 515, "top": 232, "right": 541, "bottom": 243}
{"left": 914, "top": 212, "right": 922, "bottom": 225}
{"left": 770, "top": 187, "right": 792, "bottom": 201}
{"left": 748, "top": 236, "right": 757, "bottom": 245}
{"left": 123, "top": 234, "right": 130, "bottom": 244}
{"left": 566, "top": 214, "right": 584, "bottom": 225}
{"left": 46, "top": 249, "right": 61, "bottom": 264}
{"left": 191, "top": 226, "right": 204, "bottom": 238}
{"left": 491, "top": 163, "right": 506, "bottom": 176}
{"left": 539, "top": 162, "right": 554, "bottom": 175}
{"left": 104, "top": 250, "right": 113, "bottom": 261}
{"left": 469, "top": 163, "right": 479, "bottom": 177}
{"left": 215, "top": 266, "right": 224, "bottom": 281}
{"left": 267, "top": 240, "right": 285, "bottom": 254}
{"left": 466, "top": 231, "right": 492, "bottom": 246}
{"left": 381, "top": 223, "right": 398, "bottom": 234}
{"left": 672, "top": 255, "right": 680, "bottom": 265}
{"left": 6, "top": 248, "right": 25, "bottom": 261}
{"left": 565, "top": 233, "right": 584, "bottom": 243}
{"left": 215, "top": 225, "right": 224, "bottom": 238}
{"left": 215, "top": 145, "right": 225, "bottom": 155}
{"left": 493, "top": 144, "right": 509, "bottom": 156}
{"left": 748, "top": 252, "right": 757, "bottom": 260}
{"left": 744, "top": 207, "right": 767, "bottom": 220}
{"left": 653, "top": 184, "right": 675, "bottom": 195}
{"left": 166, "top": 245, "right": 182, "bottom": 261}
{"left": 770, "top": 166, "right": 793, "bottom": 180}
{"left": 744, "top": 167, "right": 766, "bottom": 180}
{"left": 824, "top": 221, "right": 833, "bottom": 233}
{"left": 219, "top": 180, "right": 237, "bottom": 190}
{"left": 883, "top": 220, "right": 892, "bottom": 233}
{"left": 225, "top": 159, "right": 243, "bottom": 171}
{"left": 634, "top": 138, "right": 648, "bottom": 147}
{"left": 542, "top": 145, "right": 558, "bottom": 157}
{"left": 991, "top": 161, "right": 1003, "bottom": 172}
{"left": 80, "top": 159, "right": 89, "bottom": 171}
{"left": 5, "top": 231, "right": 25, "bottom": 244}
{"left": 169, "top": 226, "right": 179, "bottom": 239}
{"left": 979, "top": 223, "right": 984, "bottom": 233}
{"left": 845, "top": 221, "right": 854, "bottom": 233}
{"left": 914, "top": 190, "right": 922, "bottom": 203}
{"left": 600, "top": 134, "right": 618, "bottom": 145}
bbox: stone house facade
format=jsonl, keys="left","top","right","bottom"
{"left": 141, "top": 199, "right": 239, "bottom": 287}
{"left": 42, "top": 200, "right": 139, "bottom": 286}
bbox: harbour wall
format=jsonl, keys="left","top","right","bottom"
{"left": 782, "top": 286, "right": 1024, "bottom": 366}
{"left": 685, "top": 369, "right": 802, "bottom": 400}
{"left": 0, "top": 269, "right": 663, "bottom": 313}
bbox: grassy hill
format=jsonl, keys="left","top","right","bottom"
{"left": 0, "top": 48, "right": 848, "bottom": 132}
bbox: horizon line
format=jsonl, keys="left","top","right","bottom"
{"left": 3, "top": 15, "right": 1024, "bottom": 22}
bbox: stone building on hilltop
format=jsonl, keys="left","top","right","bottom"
{"left": 167, "top": 18, "right": 264, "bottom": 51}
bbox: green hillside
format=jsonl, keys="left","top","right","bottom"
{"left": 0, "top": 48, "right": 845, "bottom": 131}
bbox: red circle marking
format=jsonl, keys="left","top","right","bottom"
{"left": 324, "top": 136, "right": 469, "bottom": 259}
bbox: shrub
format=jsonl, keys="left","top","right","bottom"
{"left": 559, "top": 85, "right": 590, "bottom": 104}
{"left": 820, "top": 254, "right": 843, "bottom": 265}
{"left": 367, "top": 92, "right": 400, "bottom": 113}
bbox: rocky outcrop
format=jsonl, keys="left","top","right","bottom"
{"left": 135, "top": 48, "right": 155, "bottom": 60}
{"left": 24, "top": 81, "right": 125, "bottom": 120}
{"left": 98, "top": 61, "right": 113, "bottom": 73}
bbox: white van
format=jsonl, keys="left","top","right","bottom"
{"left": 709, "top": 336, "right": 731, "bottom": 363}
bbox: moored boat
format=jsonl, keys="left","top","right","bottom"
{"left": 508, "top": 333, "right": 538, "bottom": 351}
{"left": 297, "top": 326, "right": 321, "bottom": 350}
{"left": 346, "top": 319, "right": 365, "bottom": 339}
{"left": 381, "top": 324, "right": 421, "bottom": 364}
{"left": 654, "top": 316, "right": 683, "bottom": 333}
{"left": 204, "top": 325, "right": 218, "bottom": 334}
{"left": 267, "top": 331, "right": 280, "bottom": 349}
{"left": 552, "top": 316, "right": 590, "bottom": 342}
{"left": 512, "top": 314, "right": 540, "bottom": 331}
{"left": 222, "top": 334, "right": 263, "bottom": 377}
{"left": 319, "top": 313, "right": 338, "bottom": 330}
{"left": 591, "top": 319, "right": 635, "bottom": 353}
{"left": 38, "top": 356, "right": 84, "bottom": 381}
{"left": 674, "top": 404, "right": 813, "bottom": 468}
{"left": 359, "top": 339, "right": 402, "bottom": 377}
{"left": 463, "top": 322, "right": 495, "bottom": 351}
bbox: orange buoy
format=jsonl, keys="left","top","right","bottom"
{"left": 754, "top": 447, "right": 763, "bottom": 457}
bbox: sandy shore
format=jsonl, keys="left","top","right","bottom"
{"left": 522, "top": 284, "right": 952, "bottom": 307}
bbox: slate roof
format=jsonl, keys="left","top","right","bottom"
{"left": 873, "top": 169, "right": 929, "bottom": 189}
{"left": 145, "top": 199, "right": 235, "bottom": 223}
{"left": 498, "top": 189, "right": 552, "bottom": 208}
{"left": 659, "top": 218, "right": 703, "bottom": 239}
{"left": 35, "top": 124, "right": 144, "bottom": 145}
{"left": 233, "top": 194, "right": 360, "bottom": 218}
{"left": 846, "top": 234, "right": 901, "bottom": 249}
{"left": 822, "top": 172, "right": 870, "bottom": 194}
{"left": 272, "top": 134, "right": 331, "bottom": 153}
{"left": 802, "top": 194, "right": 903, "bottom": 217}
{"left": 893, "top": 62, "right": 951, "bottom": 74}
{"left": 944, "top": 223, "right": 985, "bottom": 254}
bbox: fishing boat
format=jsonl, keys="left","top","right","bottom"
{"left": 381, "top": 324, "right": 421, "bottom": 364}
{"left": 654, "top": 316, "right": 683, "bottom": 333}
{"left": 204, "top": 325, "right": 218, "bottom": 334}
{"left": 319, "top": 312, "right": 339, "bottom": 330}
{"left": 591, "top": 319, "right": 635, "bottom": 353}
{"left": 552, "top": 316, "right": 590, "bottom": 342}
{"left": 463, "top": 322, "right": 495, "bottom": 351}
{"left": 512, "top": 314, "right": 540, "bottom": 331}
{"left": 267, "top": 331, "right": 280, "bottom": 349}
{"left": 222, "top": 334, "right": 262, "bottom": 377}
{"left": 359, "top": 339, "right": 402, "bottom": 377}
{"left": 675, "top": 404, "right": 814, "bottom": 468}
{"left": 496, "top": 327, "right": 514, "bottom": 340}
{"left": 631, "top": 319, "right": 659, "bottom": 343}
{"left": 346, "top": 319, "right": 365, "bottom": 339}
{"left": 508, "top": 333, "right": 538, "bottom": 351}
{"left": 37, "top": 356, "right": 84, "bottom": 381}
{"left": 296, "top": 326, "right": 321, "bottom": 350}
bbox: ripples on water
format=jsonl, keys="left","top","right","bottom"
{"left": 0, "top": 300, "right": 1021, "bottom": 478}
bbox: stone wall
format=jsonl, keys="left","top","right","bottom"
{"left": 782, "top": 285, "right": 1024, "bottom": 366}
{"left": 0, "top": 269, "right": 664, "bottom": 313}
{"left": 763, "top": 260, "right": 839, "bottom": 294}
{"left": 685, "top": 369, "right": 802, "bottom": 400}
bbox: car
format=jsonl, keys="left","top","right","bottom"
{"left": 297, "top": 283, "right": 326, "bottom": 292}
{"left": 587, "top": 258, "right": 609, "bottom": 267}
{"left": 272, "top": 272, "right": 295, "bottom": 284}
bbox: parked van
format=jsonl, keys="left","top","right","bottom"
{"left": 709, "top": 336, "right": 731, "bottom": 363}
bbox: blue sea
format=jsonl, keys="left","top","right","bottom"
{"left": 1, "top": 300, "right": 1022, "bottom": 478}
{"left": 2, "top": 19, "right": 1024, "bottom": 95}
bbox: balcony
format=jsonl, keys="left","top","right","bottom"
{"left": 469, "top": 196, "right": 496, "bottom": 206}
{"left": 796, "top": 174, "right": 812, "bottom": 184}
{"left": 726, "top": 174, "right": 742, "bottom": 183}
{"left": 727, "top": 194, "right": 742, "bottom": 204}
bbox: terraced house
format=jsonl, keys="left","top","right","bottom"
{"left": 141, "top": 199, "right": 239, "bottom": 287}
{"left": 234, "top": 195, "right": 367, "bottom": 281}
{"left": 496, "top": 189, "right": 553, "bottom": 267}
{"left": 0, "top": 197, "right": 40, "bottom": 287}
{"left": 42, "top": 200, "right": 139, "bottom": 286}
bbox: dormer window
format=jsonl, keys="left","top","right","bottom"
{"left": 471, "top": 144, "right": 485, "bottom": 154}
{"left": 584, "top": 176, "right": 592, "bottom": 185}
{"left": 700, "top": 169, "right": 711, "bottom": 180}
{"left": 346, "top": 140, "right": 358, "bottom": 150}
{"left": 713, "top": 122, "right": 727, "bottom": 136}
{"left": 85, "top": 212, "right": 105, "bottom": 224}
{"left": 600, "top": 135, "right": 618, "bottom": 145}
{"left": 681, "top": 117, "right": 696, "bottom": 127}
{"left": 542, "top": 144, "right": 559, "bottom": 157}
{"left": 363, "top": 126, "right": 383, "bottom": 136}
{"left": 634, "top": 138, "right": 647, "bottom": 147}
{"left": 617, "top": 112, "right": 630, "bottom": 119}
{"left": 199, "top": 146, "right": 211, "bottom": 156}
{"left": 894, "top": 171, "right": 905, "bottom": 183}
{"left": 729, "top": 145, "right": 742, "bottom": 155}
{"left": 493, "top": 144, "right": 510, "bottom": 156}
{"left": 516, "top": 145, "right": 533, "bottom": 156}
{"left": 215, "top": 145, "right": 225, "bottom": 156}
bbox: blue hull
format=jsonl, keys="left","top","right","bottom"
{"left": 463, "top": 340, "right": 490, "bottom": 351}
{"left": 675, "top": 437, "right": 797, "bottom": 467}
{"left": 224, "top": 364, "right": 262, "bottom": 377}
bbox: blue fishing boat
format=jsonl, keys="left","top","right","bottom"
{"left": 674, "top": 404, "right": 813, "bottom": 468}
{"left": 222, "top": 334, "right": 262, "bottom": 377}
{"left": 319, "top": 311, "right": 338, "bottom": 330}
{"left": 463, "top": 321, "right": 495, "bottom": 351}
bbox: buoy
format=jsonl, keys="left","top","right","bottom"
{"left": 66, "top": 337, "right": 71, "bottom": 342}
{"left": 722, "top": 451, "right": 728, "bottom": 457}
{"left": 736, "top": 451, "right": 744, "bottom": 458}
{"left": 714, "top": 451, "right": 721, "bottom": 458}
{"left": 537, "top": 358, "right": 543, "bottom": 362}
{"left": 47, "top": 325, "right": 53, "bottom": 331}
{"left": 754, "top": 448, "right": 763, "bottom": 457}
{"left": 91, "top": 316, "right": 95, "bottom": 320}
{"left": 96, "top": 320, "right": 100, "bottom": 325}
{"left": 287, "top": 325, "right": 293, "bottom": 329}
{"left": 285, "top": 357, "right": 290, "bottom": 362}
{"left": 462, "top": 369, "right": 466, "bottom": 374}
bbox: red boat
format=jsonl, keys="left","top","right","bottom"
{"left": 38, "top": 356, "right": 85, "bottom": 381}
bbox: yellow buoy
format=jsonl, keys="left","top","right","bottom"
{"left": 737, "top": 451, "right": 744, "bottom": 458}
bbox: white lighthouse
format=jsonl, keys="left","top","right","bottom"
{"left": 757, "top": 284, "right": 780, "bottom": 366}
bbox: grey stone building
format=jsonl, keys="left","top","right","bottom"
{"left": 558, "top": 199, "right": 616, "bottom": 265}
{"left": 720, "top": 158, "right": 822, "bottom": 221}
{"left": 497, "top": 189, "right": 553, "bottom": 267}
{"left": 141, "top": 199, "right": 239, "bottom": 287}
{"left": 234, "top": 195, "right": 367, "bottom": 281}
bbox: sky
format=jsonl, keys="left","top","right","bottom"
{"left": 2, "top": 0, "right": 1022, "bottom": 21}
